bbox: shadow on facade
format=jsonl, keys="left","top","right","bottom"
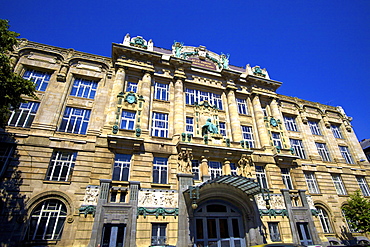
{"left": 0, "top": 131, "right": 27, "bottom": 246}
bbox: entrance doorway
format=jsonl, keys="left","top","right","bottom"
{"left": 100, "top": 223, "right": 126, "bottom": 247}
{"left": 193, "top": 201, "right": 245, "bottom": 247}
{"left": 297, "top": 222, "right": 313, "bottom": 246}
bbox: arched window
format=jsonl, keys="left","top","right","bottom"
{"left": 316, "top": 206, "right": 332, "bottom": 233}
{"left": 27, "top": 199, "right": 67, "bottom": 240}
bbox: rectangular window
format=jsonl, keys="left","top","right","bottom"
{"left": 219, "top": 122, "right": 226, "bottom": 137}
{"left": 268, "top": 222, "right": 281, "bottom": 242}
{"left": 70, "top": 78, "right": 98, "bottom": 99}
{"left": 120, "top": 110, "right": 136, "bottom": 130}
{"left": 112, "top": 154, "right": 131, "bottom": 181}
{"left": 281, "top": 168, "right": 294, "bottom": 190}
{"left": 241, "top": 126, "right": 255, "bottom": 148}
{"left": 154, "top": 82, "right": 169, "bottom": 101}
{"left": 308, "top": 120, "right": 322, "bottom": 135}
{"left": 151, "top": 223, "right": 166, "bottom": 246}
{"left": 101, "top": 224, "right": 126, "bottom": 247}
{"left": 357, "top": 176, "right": 370, "bottom": 197}
{"left": 151, "top": 112, "right": 169, "bottom": 138}
{"left": 192, "top": 160, "right": 200, "bottom": 180}
{"left": 255, "top": 166, "right": 268, "bottom": 189}
{"left": 152, "top": 157, "right": 168, "bottom": 184}
{"left": 0, "top": 145, "right": 14, "bottom": 177}
{"left": 59, "top": 107, "right": 90, "bottom": 135}
{"left": 331, "top": 124, "right": 343, "bottom": 139}
{"left": 23, "top": 69, "right": 51, "bottom": 91}
{"left": 316, "top": 143, "right": 331, "bottom": 162}
{"left": 339, "top": 146, "right": 354, "bottom": 164}
{"left": 284, "top": 116, "right": 298, "bottom": 132}
{"left": 304, "top": 172, "right": 320, "bottom": 194}
{"left": 126, "top": 81, "right": 138, "bottom": 93}
{"left": 45, "top": 150, "right": 77, "bottom": 182}
{"left": 331, "top": 174, "right": 347, "bottom": 195}
{"left": 186, "top": 117, "right": 194, "bottom": 134}
{"left": 8, "top": 101, "right": 40, "bottom": 128}
{"left": 272, "top": 132, "right": 282, "bottom": 149}
{"left": 230, "top": 163, "right": 237, "bottom": 176}
{"left": 290, "top": 139, "right": 306, "bottom": 159}
{"left": 208, "top": 161, "right": 222, "bottom": 180}
{"left": 185, "top": 88, "right": 223, "bottom": 110}
{"left": 236, "top": 98, "right": 248, "bottom": 115}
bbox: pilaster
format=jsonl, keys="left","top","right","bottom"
{"left": 174, "top": 78, "right": 185, "bottom": 135}
{"left": 252, "top": 94, "right": 270, "bottom": 147}
{"left": 226, "top": 86, "right": 242, "bottom": 141}
{"left": 140, "top": 71, "right": 152, "bottom": 131}
{"left": 128, "top": 181, "right": 140, "bottom": 247}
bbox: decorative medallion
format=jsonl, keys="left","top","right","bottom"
{"left": 125, "top": 92, "right": 137, "bottom": 104}
{"left": 270, "top": 117, "right": 278, "bottom": 127}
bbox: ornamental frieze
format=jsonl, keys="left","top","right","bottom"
{"left": 138, "top": 189, "right": 178, "bottom": 208}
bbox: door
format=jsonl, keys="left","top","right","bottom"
{"left": 101, "top": 224, "right": 126, "bottom": 247}
{"left": 193, "top": 202, "right": 245, "bottom": 247}
{"left": 297, "top": 222, "right": 313, "bottom": 246}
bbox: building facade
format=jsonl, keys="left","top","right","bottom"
{"left": 0, "top": 35, "right": 369, "bottom": 247}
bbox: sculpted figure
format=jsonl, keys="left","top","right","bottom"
{"left": 237, "top": 154, "right": 252, "bottom": 177}
{"left": 178, "top": 149, "right": 193, "bottom": 173}
{"left": 202, "top": 118, "right": 218, "bottom": 136}
{"left": 221, "top": 53, "right": 230, "bottom": 69}
{"left": 173, "top": 41, "right": 183, "bottom": 58}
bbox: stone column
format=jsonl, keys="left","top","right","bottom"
{"left": 200, "top": 156, "right": 210, "bottom": 181}
{"left": 252, "top": 94, "right": 270, "bottom": 147}
{"left": 270, "top": 98, "right": 281, "bottom": 120}
{"left": 88, "top": 179, "right": 111, "bottom": 247}
{"left": 223, "top": 159, "right": 231, "bottom": 175}
{"left": 106, "top": 67, "right": 126, "bottom": 127}
{"left": 140, "top": 71, "right": 152, "bottom": 131}
{"left": 174, "top": 78, "right": 185, "bottom": 135}
{"left": 176, "top": 173, "right": 194, "bottom": 247}
{"left": 226, "top": 86, "right": 242, "bottom": 141}
{"left": 127, "top": 181, "right": 140, "bottom": 247}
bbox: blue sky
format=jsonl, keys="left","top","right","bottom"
{"left": 1, "top": 0, "right": 369, "bottom": 141}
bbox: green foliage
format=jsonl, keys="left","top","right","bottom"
{"left": 341, "top": 190, "right": 370, "bottom": 233}
{"left": 0, "top": 19, "right": 36, "bottom": 128}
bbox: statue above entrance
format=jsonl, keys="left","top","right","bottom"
{"left": 202, "top": 118, "right": 218, "bottom": 136}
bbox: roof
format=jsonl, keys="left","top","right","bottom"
{"left": 195, "top": 175, "right": 261, "bottom": 196}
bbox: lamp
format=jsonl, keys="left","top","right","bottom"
{"left": 189, "top": 186, "right": 200, "bottom": 209}
{"left": 261, "top": 188, "right": 271, "bottom": 209}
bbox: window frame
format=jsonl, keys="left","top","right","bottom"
{"left": 152, "top": 157, "right": 168, "bottom": 184}
{"left": 316, "top": 142, "right": 332, "bottom": 162}
{"left": 120, "top": 110, "right": 136, "bottom": 130}
{"left": 70, "top": 77, "right": 98, "bottom": 99}
{"left": 23, "top": 69, "right": 51, "bottom": 92}
{"left": 331, "top": 124, "right": 343, "bottom": 139}
{"left": 357, "top": 176, "right": 370, "bottom": 197}
{"left": 281, "top": 168, "right": 294, "bottom": 190}
{"left": 339, "top": 146, "right": 354, "bottom": 164}
{"left": 304, "top": 172, "right": 320, "bottom": 194}
{"left": 154, "top": 82, "right": 169, "bottom": 101}
{"left": 151, "top": 112, "right": 169, "bottom": 138}
{"left": 308, "top": 120, "right": 322, "bottom": 136}
{"left": 45, "top": 150, "right": 77, "bottom": 182}
{"left": 112, "top": 154, "right": 132, "bottom": 181}
{"left": 284, "top": 115, "right": 298, "bottom": 132}
{"left": 126, "top": 81, "right": 138, "bottom": 93}
{"left": 219, "top": 121, "right": 227, "bottom": 137}
{"left": 255, "top": 166, "right": 268, "bottom": 189}
{"left": 185, "top": 117, "right": 194, "bottom": 134}
{"left": 151, "top": 223, "right": 167, "bottom": 246}
{"left": 8, "top": 101, "right": 40, "bottom": 128}
{"left": 208, "top": 161, "right": 222, "bottom": 180}
{"left": 268, "top": 222, "right": 281, "bottom": 242}
{"left": 241, "top": 125, "right": 255, "bottom": 148}
{"left": 59, "top": 107, "right": 91, "bottom": 135}
{"left": 290, "top": 139, "right": 307, "bottom": 159}
{"left": 192, "top": 160, "right": 200, "bottom": 180}
{"left": 272, "top": 132, "right": 282, "bottom": 149}
{"left": 185, "top": 88, "right": 223, "bottom": 110}
{"left": 236, "top": 98, "right": 248, "bottom": 115}
{"left": 316, "top": 207, "right": 332, "bottom": 233}
{"left": 331, "top": 174, "right": 347, "bottom": 195}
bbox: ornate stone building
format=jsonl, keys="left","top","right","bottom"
{"left": 0, "top": 35, "right": 369, "bottom": 247}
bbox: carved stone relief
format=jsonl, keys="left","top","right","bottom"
{"left": 83, "top": 185, "right": 100, "bottom": 206}
{"left": 138, "top": 189, "right": 178, "bottom": 208}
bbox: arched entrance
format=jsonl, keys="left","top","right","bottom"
{"left": 193, "top": 200, "right": 245, "bottom": 247}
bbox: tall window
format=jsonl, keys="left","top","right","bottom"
{"left": 281, "top": 168, "right": 294, "bottom": 190}
{"left": 290, "top": 139, "right": 306, "bottom": 159}
{"left": 27, "top": 199, "right": 67, "bottom": 240}
{"left": 8, "top": 101, "right": 40, "bottom": 128}
{"left": 219, "top": 122, "right": 226, "bottom": 137}
{"left": 284, "top": 116, "right": 298, "bottom": 132}
{"left": 339, "top": 146, "right": 354, "bottom": 164}
{"left": 316, "top": 207, "right": 332, "bottom": 233}
{"left": 236, "top": 98, "right": 248, "bottom": 115}
{"left": 151, "top": 223, "right": 167, "bottom": 246}
{"left": 357, "top": 176, "right": 370, "bottom": 196}
{"left": 154, "top": 82, "right": 169, "bottom": 101}
{"left": 241, "top": 126, "right": 255, "bottom": 148}
{"left": 101, "top": 224, "right": 126, "bottom": 247}
{"left": 308, "top": 120, "right": 322, "bottom": 135}
{"left": 272, "top": 132, "right": 282, "bottom": 149}
{"left": 151, "top": 112, "right": 169, "bottom": 138}
{"left": 331, "top": 124, "right": 343, "bottom": 139}
{"left": 192, "top": 160, "right": 200, "bottom": 180}
{"left": 59, "top": 107, "right": 90, "bottom": 135}
{"left": 331, "top": 174, "right": 347, "bottom": 195}
{"left": 0, "top": 145, "right": 14, "bottom": 177}
{"left": 304, "top": 172, "right": 320, "bottom": 194}
{"left": 255, "top": 166, "right": 268, "bottom": 189}
{"left": 268, "top": 222, "right": 281, "bottom": 242}
{"left": 316, "top": 143, "right": 331, "bottom": 162}
{"left": 120, "top": 110, "right": 136, "bottom": 130}
{"left": 185, "top": 88, "right": 223, "bottom": 110}
{"left": 45, "top": 150, "right": 77, "bottom": 182}
{"left": 126, "top": 81, "right": 138, "bottom": 93}
{"left": 152, "top": 157, "right": 168, "bottom": 184}
{"left": 23, "top": 69, "right": 51, "bottom": 92}
{"left": 208, "top": 161, "right": 222, "bottom": 180}
{"left": 186, "top": 117, "right": 194, "bottom": 134}
{"left": 112, "top": 154, "right": 131, "bottom": 181}
{"left": 70, "top": 78, "right": 98, "bottom": 99}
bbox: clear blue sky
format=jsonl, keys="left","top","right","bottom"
{"left": 2, "top": 0, "right": 369, "bottom": 141}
